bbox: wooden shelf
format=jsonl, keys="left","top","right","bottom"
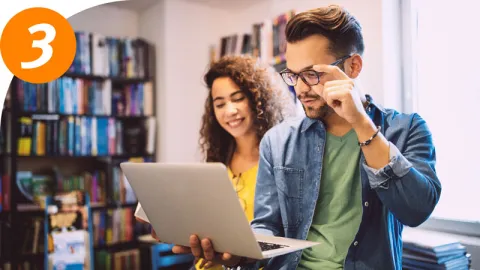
{"left": 94, "top": 240, "right": 139, "bottom": 251}
{"left": 16, "top": 202, "right": 137, "bottom": 213}
{"left": 63, "top": 72, "right": 105, "bottom": 81}
{"left": 9, "top": 154, "right": 154, "bottom": 159}
{"left": 62, "top": 72, "right": 151, "bottom": 83}
{"left": 138, "top": 234, "right": 157, "bottom": 244}
{"left": 17, "top": 111, "right": 153, "bottom": 120}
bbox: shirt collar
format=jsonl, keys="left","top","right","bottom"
{"left": 365, "top": 94, "right": 386, "bottom": 114}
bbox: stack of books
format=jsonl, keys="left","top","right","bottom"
{"left": 402, "top": 228, "right": 472, "bottom": 269}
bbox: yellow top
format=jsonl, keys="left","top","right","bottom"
{"left": 196, "top": 164, "right": 258, "bottom": 270}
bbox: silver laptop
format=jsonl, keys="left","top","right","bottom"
{"left": 120, "top": 162, "right": 319, "bottom": 260}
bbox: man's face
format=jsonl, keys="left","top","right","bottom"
{"left": 284, "top": 35, "right": 338, "bottom": 120}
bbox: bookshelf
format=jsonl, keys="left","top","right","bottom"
{"left": 0, "top": 32, "right": 156, "bottom": 270}
{"left": 209, "top": 10, "right": 295, "bottom": 72}
{"left": 209, "top": 10, "right": 296, "bottom": 104}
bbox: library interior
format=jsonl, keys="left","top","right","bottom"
{"left": 0, "top": 0, "right": 479, "bottom": 269}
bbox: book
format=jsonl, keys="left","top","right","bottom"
{"left": 402, "top": 229, "right": 472, "bottom": 269}
{"left": 45, "top": 191, "right": 94, "bottom": 270}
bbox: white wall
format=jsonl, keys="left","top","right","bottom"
{"left": 138, "top": 0, "right": 227, "bottom": 162}
{"left": 68, "top": 4, "right": 139, "bottom": 37}
{"left": 412, "top": 0, "right": 480, "bottom": 222}
{"left": 137, "top": 1, "right": 166, "bottom": 163}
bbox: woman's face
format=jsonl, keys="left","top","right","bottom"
{"left": 211, "top": 77, "right": 255, "bottom": 139}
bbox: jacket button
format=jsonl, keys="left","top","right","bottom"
{"left": 354, "top": 241, "right": 359, "bottom": 246}
{"left": 364, "top": 201, "right": 369, "bottom": 207}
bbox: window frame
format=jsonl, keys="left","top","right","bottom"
{"left": 399, "top": 0, "right": 480, "bottom": 236}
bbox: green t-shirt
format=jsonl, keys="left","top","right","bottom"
{"left": 298, "top": 129, "right": 363, "bottom": 270}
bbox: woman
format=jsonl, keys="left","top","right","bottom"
{"left": 137, "top": 55, "right": 295, "bottom": 269}
{"left": 199, "top": 55, "right": 294, "bottom": 218}
{"left": 194, "top": 55, "right": 295, "bottom": 269}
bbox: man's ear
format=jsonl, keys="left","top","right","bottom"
{"left": 345, "top": 54, "right": 363, "bottom": 79}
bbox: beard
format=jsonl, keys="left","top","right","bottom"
{"left": 303, "top": 103, "right": 333, "bottom": 119}
{"left": 298, "top": 93, "right": 334, "bottom": 120}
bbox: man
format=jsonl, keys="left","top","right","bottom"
{"left": 173, "top": 4, "right": 441, "bottom": 269}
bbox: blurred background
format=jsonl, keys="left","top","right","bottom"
{"left": 0, "top": 0, "right": 479, "bottom": 269}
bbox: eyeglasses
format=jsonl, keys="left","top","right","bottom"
{"left": 279, "top": 55, "right": 352, "bottom": 87}
{"left": 232, "top": 174, "right": 247, "bottom": 211}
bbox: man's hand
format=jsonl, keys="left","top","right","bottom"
{"left": 173, "top": 235, "right": 246, "bottom": 269}
{"left": 135, "top": 219, "right": 247, "bottom": 269}
{"left": 311, "top": 64, "right": 369, "bottom": 126}
{"left": 311, "top": 64, "right": 390, "bottom": 169}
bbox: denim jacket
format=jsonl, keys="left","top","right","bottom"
{"left": 242, "top": 95, "right": 441, "bottom": 270}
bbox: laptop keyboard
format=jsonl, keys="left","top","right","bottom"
{"left": 258, "top": 241, "right": 289, "bottom": 251}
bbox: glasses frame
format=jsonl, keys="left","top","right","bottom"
{"left": 279, "top": 54, "right": 352, "bottom": 87}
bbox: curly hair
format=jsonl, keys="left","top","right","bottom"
{"left": 199, "top": 55, "right": 295, "bottom": 165}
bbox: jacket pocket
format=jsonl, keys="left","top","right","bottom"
{"left": 273, "top": 166, "right": 304, "bottom": 229}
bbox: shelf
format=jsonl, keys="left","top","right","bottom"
{"left": 12, "top": 154, "right": 154, "bottom": 159}
{"left": 62, "top": 72, "right": 151, "bottom": 83}
{"left": 19, "top": 252, "right": 44, "bottom": 259}
{"left": 17, "top": 111, "right": 153, "bottom": 120}
{"left": 95, "top": 202, "right": 138, "bottom": 210}
{"left": 138, "top": 234, "right": 157, "bottom": 244}
{"left": 110, "top": 76, "right": 152, "bottom": 84}
{"left": 63, "top": 72, "right": 105, "bottom": 81}
{"left": 94, "top": 240, "right": 139, "bottom": 251}
{"left": 16, "top": 202, "right": 137, "bottom": 213}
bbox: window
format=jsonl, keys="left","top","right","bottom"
{"left": 402, "top": 0, "right": 480, "bottom": 224}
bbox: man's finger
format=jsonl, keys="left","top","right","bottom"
{"left": 312, "top": 64, "right": 335, "bottom": 72}
{"left": 312, "top": 64, "right": 349, "bottom": 80}
{"left": 325, "top": 88, "right": 349, "bottom": 108}
{"left": 324, "top": 79, "right": 354, "bottom": 87}
{"left": 201, "top": 238, "right": 215, "bottom": 261}
{"left": 190, "top": 235, "right": 203, "bottom": 258}
{"left": 220, "top": 253, "right": 244, "bottom": 267}
{"left": 221, "top": 252, "right": 233, "bottom": 261}
{"left": 199, "top": 258, "right": 207, "bottom": 269}
{"left": 204, "top": 261, "right": 214, "bottom": 269}
{"left": 172, "top": 245, "right": 192, "bottom": 254}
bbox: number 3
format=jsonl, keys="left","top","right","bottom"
{"left": 21, "top": 23, "right": 56, "bottom": 69}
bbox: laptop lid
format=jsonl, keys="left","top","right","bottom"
{"left": 120, "top": 162, "right": 264, "bottom": 258}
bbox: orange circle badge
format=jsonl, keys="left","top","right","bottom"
{"left": 0, "top": 7, "right": 76, "bottom": 84}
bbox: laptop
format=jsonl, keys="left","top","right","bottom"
{"left": 120, "top": 162, "right": 319, "bottom": 260}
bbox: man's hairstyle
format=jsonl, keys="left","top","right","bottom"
{"left": 285, "top": 4, "right": 365, "bottom": 57}
{"left": 199, "top": 55, "right": 294, "bottom": 164}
